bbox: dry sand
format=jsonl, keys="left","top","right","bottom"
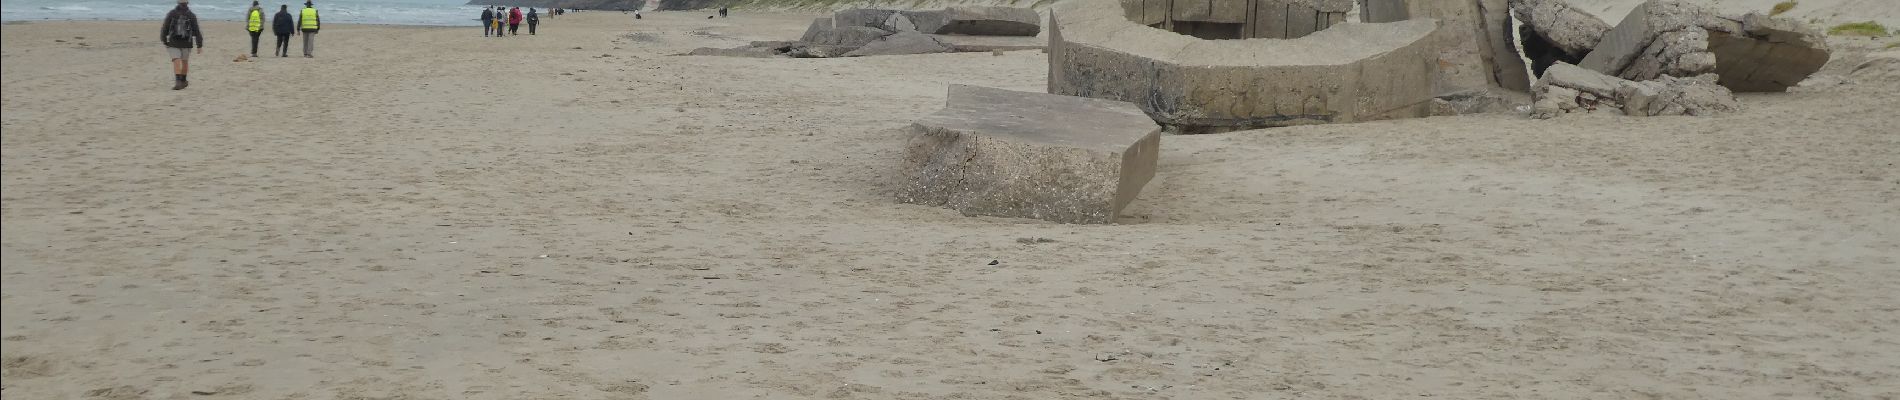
{"left": 4, "top": 8, "right": 1900, "bottom": 400}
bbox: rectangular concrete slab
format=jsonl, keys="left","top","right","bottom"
{"left": 897, "top": 85, "right": 1161, "bottom": 224}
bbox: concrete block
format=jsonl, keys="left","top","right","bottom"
{"left": 1048, "top": 0, "right": 1441, "bottom": 132}
{"left": 898, "top": 85, "right": 1161, "bottom": 224}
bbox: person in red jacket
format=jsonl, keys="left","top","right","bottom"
{"left": 508, "top": 7, "right": 522, "bottom": 35}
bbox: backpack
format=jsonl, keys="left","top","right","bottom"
{"left": 167, "top": 13, "right": 193, "bottom": 44}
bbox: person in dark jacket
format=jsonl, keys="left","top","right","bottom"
{"left": 162, "top": 0, "right": 203, "bottom": 90}
{"left": 480, "top": 7, "right": 494, "bottom": 37}
{"left": 526, "top": 8, "right": 538, "bottom": 35}
{"left": 272, "top": 4, "right": 293, "bottom": 57}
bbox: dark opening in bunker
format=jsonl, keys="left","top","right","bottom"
{"left": 1518, "top": 25, "right": 1589, "bottom": 77}
{"left": 1171, "top": 21, "right": 1249, "bottom": 40}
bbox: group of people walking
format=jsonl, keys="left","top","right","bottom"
{"left": 160, "top": 0, "right": 321, "bottom": 90}
{"left": 481, "top": 6, "right": 539, "bottom": 37}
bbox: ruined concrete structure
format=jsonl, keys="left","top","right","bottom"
{"left": 1580, "top": 0, "right": 1829, "bottom": 92}
{"left": 1509, "top": 0, "right": 1612, "bottom": 77}
{"left": 898, "top": 85, "right": 1160, "bottom": 224}
{"left": 1119, "top": 0, "right": 1353, "bottom": 40}
{"left": 1360, "top": 0, "right": 1533, "bottom": 93}
{"left": 1049, "top": 0, "right": 1442, "bottom": 133}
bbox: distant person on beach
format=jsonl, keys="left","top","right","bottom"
{"left": 526, "top": 8, "right": 538, "bottom": 35}
{"left": 508, "top": 6, "right": 522, "bottom": 36}
{"left": 491, "top": 9, "right": 504, "bottom": 38}
{"left": 719, "top": 7, "right": 728, "bottom": 17}
{"left": 272, "top": 4, "right": 293, "bottom": 57}
{"left": 245, "top": 1, "right": 264, "bottom": 57}
{"left": 297, "top": 1, "right": 319, "bottom": 57}
{"left": 480, "top": 7, "right": 494, "bottom": 37}
{"left": 161, "top": 0, "right": 203, "bottom": 90}
{"left": 633, "top": 9, "right": 641, "bottom": 19}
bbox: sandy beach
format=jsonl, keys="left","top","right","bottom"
{"left": 3, "top": 6, "right": 1899, "bottom": 400}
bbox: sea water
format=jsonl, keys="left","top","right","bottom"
{"left": 2, "top": 0, "right": 493, "bottom": 26}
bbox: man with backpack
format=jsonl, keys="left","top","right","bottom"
{"left": 162, "top": 0, "right": 203, "bottom": 90}
{"left": 297, "top": 1, "right": 319, "bottom": 57}
{"left": 480, "top": 7, "right": 494, "bottom": 37}
{"left": 526, "top": 8, "right": 539, "bottom": 35}
{"left": 245, "top": 1, "right": 264, "bottom": 58}
{"left": 272, "top": 4, "right": 294, "bottom": 57}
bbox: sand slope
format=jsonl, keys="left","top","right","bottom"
{"left": 3, "top": 11, "right": 1899, "bottom": 400}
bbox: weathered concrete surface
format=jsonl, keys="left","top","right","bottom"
{"left": 897, "top": 85, "right": 1160, "bottom": 224}
{"left": 885, "top": 12, "right": 917, "bottom": 32}
{"left": 809, "top": 26, "right": 893, "bottom": 47}
{"left": 925, "top": 6, "right": 1041, "bottom": 36}
{"left": 1362, "top": 0, "right": 1534, "bottom": 93}
{"left": 1123, "top": 0, "right": 1350, "bottom": 40}
{"left": 1050, "top": 0, "right": 1442, "bottom": 132}
{"left": 799, "top": 17, "right": 830, "bottom": 42}
{"left": 1580, "top": 0, "right": 1828, "bottom": 92}
{"left": 833, "top": 9, "right": 903, "bottom": 30}
{"left": 845, "top": 31, "right": 952, "bottom": 57}
{"left": 1531, "top": 63, "right": 1738, "bottom": 118}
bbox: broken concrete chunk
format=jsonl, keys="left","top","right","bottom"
{"left": 1581, "top": 0, "right": 1826, "bottom": 92}
{"left": 800, "top": 17, "right": 831, "bottom": 43}
{"left": 1532, "top": 63, "right": 1738, "bottom": 118}
{"left": 885, "top": 12, "right": 917, "bottom": 32}
{"left": 1620, "top": 28, "right": 1713, "bottom": 81}
{"left": 844, "top": 31, "right": 952, "bottom": 57}
{"left": 897, "top": 85, "right": 1160, "bottom": 224}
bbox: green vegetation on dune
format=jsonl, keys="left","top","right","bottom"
{"left": 1828, "top": 21, "right": 1889, "bottom": 37}
{"left": 1770, "top": 1, "right": 1796, "bottom": 16}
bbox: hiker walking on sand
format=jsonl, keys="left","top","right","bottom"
{"left": 244, "top": 1, "right": 264, "bottom": 57}
{"left": 491, "top": 8, "right": 504, "bottom": 38}
{"left": 272, "top": 4, "right": 293, "bottom": 57}
{"left": 162, "top": 0, "right": 203, "bottom": 90}
{"left": 508, "top": 6, "right": 522, "bottom": 36}
{"left": 526, "top": 8, "right": 539, "bottom": 35}
{"left": 297, "top": 1, "right": 320, "bottom": 57}
{"left": 480, "top": 7, "right": 494, "bottom": 37}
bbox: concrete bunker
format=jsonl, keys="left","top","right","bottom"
{"left": 1120, "top": 0, "right": 1353, "bottom": 40}
{"left": 1050, "top": 0, "right": 1444, "bottom": 133}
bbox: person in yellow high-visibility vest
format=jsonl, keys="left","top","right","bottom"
{"left": 244, "top": 1, "right": 263, "bottom": 57}
{"left": 296, "top": 1, "right": 319, "bottom": 58}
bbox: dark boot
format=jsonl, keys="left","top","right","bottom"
{"left": 172, "top": 74, "right": 188, "bottom": 90}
